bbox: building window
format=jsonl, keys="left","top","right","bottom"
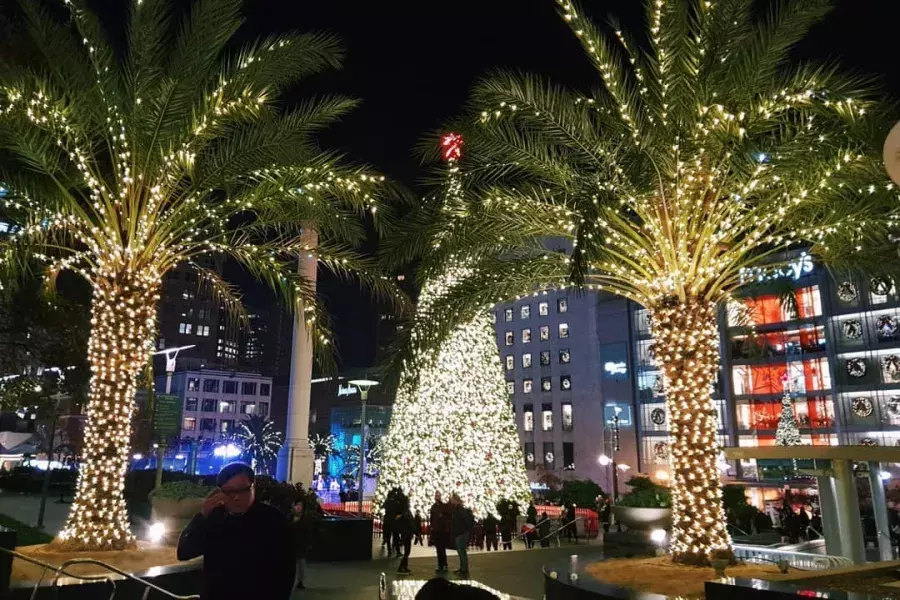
{"left": 182, "top": 290, "right": 195, "bottom": 301}
{"left": 539, "top": 326, "right": 550, "bottom": 341}
{"left": 524, "top": 404, "right": 534, "bottom": 432}
{"left": 260, "top": 383, "right": 270, "bottom": 396}
{"left": 524, "top": 442, "right": 535, "bottom": 467}
{"left": 187, "top": 377, "right": 200, "bottom": 392}
{"left": 523, "top": 379, "right": 533, "bottom": 394}
{"left": 178, "top": 322, "right": 193, "bottom": 335}
{"left": 558, "top": 298, "right": 568, "bottom": 313}
{"left": 522, "top": 353, "right": 532, "bottom": 368}
{"left": 505, "top": 356, "right": 514, "bottom": 371}
{"left": 201, "top": 398, "right": 216, "bottom": 412}
{"left": 182, "top": 417, "right": 197, "bottom": 431}
{"left": 202, "top": 379, "right": 219, "bottom": 393}
{"left": 506, "top": 381, "right": 515, "bottom": 395}
{"left": 258, "top": 403, "right": 269, "bottom": 417}
{"left": 505, "top": 332, "right": 514, "bottom": 346}
{"left": 219, "top": 401, "right": 235, "bottom": 414}
{"left": 562, "top": 403, "right": 573, "bottom": 431}
{"left": 563, "top": 442, "right": 575, "bottom": 470}
{"left": 220, "top": 419, "right": 235, "bottom": 434}
{"left": 561, "top": 375, "right": 572, "bottom": 391}
{"left": 223, "top": 381, "right": 238, "bottom": 394}
{"left": 558, "top": 323, "right": 569, "bottom": 338}
{"left": 559, "top": 349, "right": 571, "bottom": 364}
{"left": 522, "top": 329, "right": 532, "bottom": 344}
{"left": 521, "top": 305, "right": 531, "bottom": 320}
{"left": 185, "top": 397, "right": 198, "bottom": 412}
{"left": 197, "top": 325, "right": 210, "bottom": 337}
{"left": 242, "top": 382, "right": 257, "bottom": 395}
{"left": 543, "top": 442, "right": 555, "bottom": 469}
{"left": 200, "top": 418, "right": 217, "bottom": 432}
{"left": 504, "top": 308, "right": 514, "bottom": 322}
{"left": 240, "top": 402, "right": 256, "bottom": 415}
{"left": 540, "top": 351, "right": 550, "bottom": 366}
{"left": 542, "top": 403, "right": 553, "bottom": 431}
{"left": 539, "top": 302, "right": 549, "bottom": 316}
{"left": 198, "top": 308, "right": 211, "bottom": 320}
{"left": 541, "top": 376, "right": 552, "bottom": 392}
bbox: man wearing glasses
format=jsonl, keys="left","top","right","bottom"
{"left": 178, "top": 462, "right": 296, "bottom": 599}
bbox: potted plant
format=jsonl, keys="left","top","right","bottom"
{"left": 710, "top": 548, "right": 733, "bottom": 577}
{"left": 611, "top": 476, "right": 673, "bottom": 531}
{"left": 149, "top": 480, "right": 213, "bottom": 535}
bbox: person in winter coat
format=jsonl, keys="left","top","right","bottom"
{"left": 177, "top": 462, "right": 295, "bottom": 600}
{"left": 482, "top": 514, "right": 499, "bottom": 551}
{"left": 429, "top": 492, "right": 451, "bottom": 572}
{"left": 392, "top": 497, "right": 414, "bottom": 574}
{"left": 499, "top": 513, "right": 514, "bottom": 550}
{"left": 538, "top": 512, "right": 552, "bottom": 548}
{"left": 450, "top": 493, "right": 474, "bottom": 576}
{"left": 382, "top": 495, "right": 397, "bottom": 556}
{"left": 290, "top": 498, "right": 318, "bottom": 589}
{"left": 414, "top": 510, "right": 424, "bottom": 546}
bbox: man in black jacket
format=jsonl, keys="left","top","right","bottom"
{"left": 429, "top": 492, "right": 450, "bottom": 573}
{"left": 177, "top": 463, "right": 296, "bottom": 600}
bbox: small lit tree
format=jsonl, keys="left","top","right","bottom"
{"left": 237, "top": 415, "right": 283, "bottom": 474}
{"left": 775, "top": 377, "right": 802, "bottom": 447}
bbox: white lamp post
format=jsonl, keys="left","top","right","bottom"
{"left": 348, "top": 378, "right": 378, "bottom": 514}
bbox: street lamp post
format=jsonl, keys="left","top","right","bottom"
{"left": 348, "top": 379, "right": 378, "bottom": 515}
{"left": 598, "top": 413, "right": 622, "bottom": 502}
{"left": 151, "top": 345, "right": 194, "bottom": 489}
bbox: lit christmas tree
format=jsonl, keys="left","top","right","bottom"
{"left": 775, "top": 375, "right": 802, "bottom": 446}
{"left": 374, "top": 134, "right": 531, "bottom": 518}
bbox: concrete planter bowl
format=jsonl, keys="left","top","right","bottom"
{"left": 611, "top": 506, "right": 672, "bottom": 531}
{"left": 150, "top": 496, "right": 204, "bottom": 539}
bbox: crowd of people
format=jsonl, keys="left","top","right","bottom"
{"left": 176, "top": 463, "right": 585, "bottom": 598}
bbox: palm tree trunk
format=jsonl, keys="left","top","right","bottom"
{"left": 651, "top": 301, "right": 732, "bottom": 566}
{"left": 56, "top": 275, "right": 158, "bottom": 550}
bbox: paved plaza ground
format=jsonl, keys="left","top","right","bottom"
{"left": 0, "top": 493, "right": 615, "bottom": 599}
{"left": 299, "top": 542, "right": 610, "bottom": 599}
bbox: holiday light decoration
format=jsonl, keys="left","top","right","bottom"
{"left": 776, "top": 376, "right": 803, "bottom": 447}
{"left": 237, "top": 415, "right": 284, "bottom": 474}
{"left": 0, "top": 0, "right": 399, "bottom": 550}
{"left": 375, "top": 135, "right": 531, "bottom": 519}
{"left": 391, "top": 0, "right": 898, "bottom": 565}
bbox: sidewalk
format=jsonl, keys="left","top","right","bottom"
{"left": 0, "top": 492, "right": 69, "bottom": 538}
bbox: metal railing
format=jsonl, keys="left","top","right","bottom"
{"left": 732, "top": 543, "right": 852, "bottom": 571}
{"left": 0, "top": 545, "right": 200, "bottom": 600}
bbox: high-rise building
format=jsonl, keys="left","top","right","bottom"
{"left": 494, "top": 289, "right": 611, "bottom": 488}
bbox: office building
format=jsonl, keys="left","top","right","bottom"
{"left": 494, "top": 289, "right": 613, "bottom": 488}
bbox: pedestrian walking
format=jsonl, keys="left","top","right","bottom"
{"left": 383, "top": 493, "right": 397, "bottom": 557}
{"left": 430, "top": 491, "right": 451, "bottom": 573}
{"left": 290, "top": 498, "right": 316, "bottom": 590}
{"left": 565, "top": 504, "right": 579, "bottom": 542}
{"left": 414, "top": 510, "right": 424, "bottom": 546}
{"left": 388, "top": 489, "right": 414, "bottom": 575}
{"left": 450, "top": 493, "right": 474, "bottom": 576}
{"left": 538, "top": 511, "right": 551, "bottom": 548}
{"left": 177, "top": 462, "right": 295, "bottom": 600}
{"left": 499, "top": 512, "right": 513, "bottom": 550}
{"left": 483, "top": 514, "right": 499, "bottom": 551}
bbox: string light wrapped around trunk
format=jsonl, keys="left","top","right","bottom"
{"left": 56, "top": 271, "right": 158, "bottom": 550}
{"left": 651, "top": 300, "right": 732, "bottom": 565}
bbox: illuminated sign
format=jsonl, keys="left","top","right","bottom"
{"left": 604, "top": 361, "right": 627, "bottom": 375}
{"left": 337, "top": 384, "right": 358, "bottom": 397}
{"left": 739, "top": 252, "right": 815, "bottom": 283}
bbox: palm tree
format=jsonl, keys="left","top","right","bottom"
{"left": 389, "top": 0, "right": 898, "bottom": 565}
{"left": 236, "top": 415, "right": 283, "bottom": 475}
{"left": 0, "top": 0, "right": 400, "bottom": 550}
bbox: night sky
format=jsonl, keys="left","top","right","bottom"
{"left": 241, "top": 0, "right": 900, "bottom": 369}
{"left": 72, "top": 0, "right": 900, "bottom": 368}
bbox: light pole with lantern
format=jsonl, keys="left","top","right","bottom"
{"left": 348, "top": 378, "right": 378, "bottom": 514}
